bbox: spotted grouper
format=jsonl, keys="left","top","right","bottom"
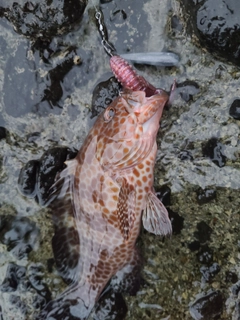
{"left": 37, "top": 87, "right": 172, "bottom": 319}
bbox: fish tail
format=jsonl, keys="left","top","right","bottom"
{"left": 36, "top": 283, "right": 94, "bottom": 320}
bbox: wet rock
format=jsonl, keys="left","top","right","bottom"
{"left": 196, "top": 245, "right": 213, "bottom": 265}
{"left": 9, "top": 294, "right": 27, "bottom": 315}
{"left": 0, "top": 263, "right": 26, "bottom": 292}
{"left": 194, "top": 221, "right": 212, "bottom": 244}
{"left": 32, "top": 294, "right": 47, "bottom": 310}
{"left": 47, "top": 258, "right": 55, "bottom": 273}
{"left": 196, "top": 187, "right": 216, "bottom": 205}
{"left": 99, "top": 0, "right": 151, "bottom": 53}
{"left": 233, "top": 301, "right": 240, "bottom": 320}
{"left": 0, "top": 127, "right": 7, "bottom": 140}
{"left": 155, "top": 185, "right": 171, "bottom": 206}
{"left": 178, "top": 150, "right": 193, "bottom": 161}
{"left": 200, "top": 262, "right": 220, "bottom": 282}
{"left": 28, "top": 264, "right": 52, "bottom": 304}
{"left": 41, "top": 52, "right": 76, "bottom": 107}
{"left": 189, "top": 290, "right": 224, "bottom": 320}
{"left": 0, "top": 0, "right": 87, "bottom": 39}
{"left": 229, "top": 99, "right": 240, "bottom": 120}
{"left": 18, "top": 160, "right": 39, "bottom": 197}
{"left": 3, "top": 44, "right": 80, "bottom": 117}
{"left": 168, "top": 208, "right": 184, "bottom": 234}
{"left": 177, "top": 80, "right": 200, "bottom": 102}
{"left": 94, "top": 291, "right": 128, "bottom": 320}
{"left": 36, "top": 146, "right": 77, "bottom": 205}
{"left": 202, "top": 137, "right": 227, "bottom": 168}
{"left": 100, "top": 0, "right": 113, "bottom": 3}
{"left": 180, "top": 0, "right": 240, "bottom": 66}
{"left": 26, "top": 132, "right": 41, "bottom": 143}
{"left": 0, "top": 215, "right": 39, "bottom": 259}
{"left": 171, "top": 15, "right": 183, "bottom": 33}
{"left": 231, "top": 280, "right": 240, "bottom": 296}
{"left": 188, "top": 240, "right": 200, "bottom": 252}
{"left": 91, "top": 77, "right": 121, "bottom": 118}
{"left": 225, "top": 271, "right": 238, "bottom": 284}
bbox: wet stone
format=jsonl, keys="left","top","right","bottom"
{"left": 229, "top": 99, "right": 240, "bottom": 120}
{"left": 171, "top": 15, "right": 183, "bottom": 32}
{"left": 94, "top": 291, "right": 128, "bottom": 320}
{"left": 32, "top": 294, "right": 47, "bottom": 310}
{"left": 18, "top": 160, "right": 39, "bottom": 197}
{"left": 233, "top": 301, "right": 240, "bottom": 320}
{"left": 35, "top": 146, "right": 77, "bottom": 205}
{"left": 189, "top": 290, "right": 224, "bottom": 320}
{"left": 26, "top": 132, "right": 41, "bottom": 143}
{"left": 155, "top": 185, "right": 171, "bottom": 206}
{"left": 91, "top": 77, "right": 121, "bottom": 118}
{"left": 99, "top": 0, "right": 151, "bottom": 53}
{"left": 0, "top": 215, "right": 39, "bottom": 259}
{"left": 0, "top": 263, "right": 26, "bottom": 292}
{"left": 225, "top": 271, "right": 238, "bottom": 284}
{"left": 0, "top": 0, "right": 87, "bottom": 39}
{"left": 9, "top": 294, "right": 27, "bottom": 315}
{"left": 178, "top": 150, "right": 193, "bottom": 161}
{"left": 194, "top": 221, "right": 212, "bottom": 244}
{"left": 47, "top": 258, "right": 55, "bottom": 273}
{"left": 202, "top": 137, "right": 227, "bottom": 168}
{"left": 180, "top": 0, "right": 240, "bottom": 66}
{"left": 28, "top": 264, "right": 52, "bottom": 303}
{"left": 168, "top": 208, "right": 184, "bottom": 234}
{"left": 3, "top": 43, "right": 80, "bottom": 117}
{"left": 200, "top": 262, "right": 220, "bottom": 282}
{"left": 231, "top": 280, "right": 240, "bottom": 296}
{"left": 0, "top": 127, "right": 7, "bottom": 140}
{"left": 177, "top": 80, "right": 200, "bottom": 102}
{"left": 188, "top": 240, "right": 201, "bottom": 252}
{"left": 196, "top": 187, "right": 216, "bottom": 205}
{"left": 196, "top": 245, "right": 213, "bottom": 265}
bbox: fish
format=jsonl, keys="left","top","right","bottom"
{"left": 120, "top": 51, "right": 180, "bottom": 67}
{"left": 37, "top": 73, "right": 172, "bottom": 320}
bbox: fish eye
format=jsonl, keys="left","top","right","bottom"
{"left": 103, "top": 107, "right": 115, "bottom": 122}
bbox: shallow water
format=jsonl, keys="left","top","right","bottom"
{"left": 0, "top": 0, "right": 240, "bottom": 319}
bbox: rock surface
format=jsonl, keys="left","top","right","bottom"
{"left": 180, "top": 0, "right": 240, "bottom": 66}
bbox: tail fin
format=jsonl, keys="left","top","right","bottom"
{"left": 36, "top": 283, "right": 93, "bottom": 320}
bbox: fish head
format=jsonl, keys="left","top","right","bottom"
{"left": 93, "top": 89, "right": 169, "bottom": 170}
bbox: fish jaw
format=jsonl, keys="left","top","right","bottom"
{"left": 121, "top": 90, "right": 169, "bottom": 135}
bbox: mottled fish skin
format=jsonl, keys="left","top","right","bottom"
{"left": 37, "top": 89, "right": 172, "bottom": 320}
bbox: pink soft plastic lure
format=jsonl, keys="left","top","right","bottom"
{"left": 110, "top": 55, "right": 176, "bottom": 102}
{"left": 37, "top": 59, "right": 172, "bottom": 320}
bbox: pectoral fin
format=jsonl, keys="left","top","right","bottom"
{"left": 117, "top": 177, "right": 136, "bottom": 241}
{"left": 142, "top": 191, "right": 172, "bottom": 236}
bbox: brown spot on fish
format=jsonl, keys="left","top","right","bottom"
{"left": 133, "top": 168, "right": 140, "bottom": 177}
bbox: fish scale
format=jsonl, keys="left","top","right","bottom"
{"left": 37, "top": 87, "right": 172, "bottom": 319}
